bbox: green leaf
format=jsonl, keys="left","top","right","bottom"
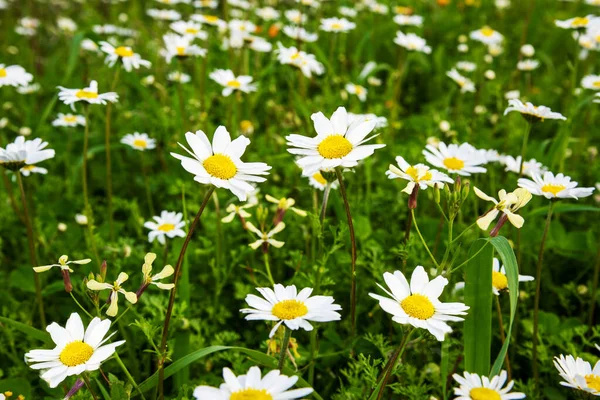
{"left": 0, "top": 316, "right": 51, "bottom": 344}
{"left": 463, "top": 239, "right": 494, "bottom": 375}
{"left": 526, "top": 203, "right": 600, "bottom": 217}
{"left": 489, "top": 236, "right": 519, "bottom": 377}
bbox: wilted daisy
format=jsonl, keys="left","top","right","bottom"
{"left": 518, "top": 171, "right": 595, "bottom": 199}
{"left": 345, "top": 83, "right": 368, "bottom": 102}
{"left": 0, "top": 64, "right": 33, "bottom": 88}
{"left": 369, "top": 266, "right": 469, "bottom": 341}
{"left": 161, "top": 33, "right": 207, "bottom": 63}
{"left": 474, "top": 187, "right": 532, "bottom": 233}
{"left": 283, "top": 26, "right": 319, "bottom": 42}
{"left": 246, "top": 222, "right": 286, "bottom": 251}
{"left": 52, "top": 113, "right": 86, "bottom": 128}
{"left": 137, "top": 252, "right": 174, "bottom": 297}
{"left": 517, "top": 59, "right": 540, "bottom": 71}
{"left": 170, "top": 126, "right": 271, "bottom": 201}
{"left": 555, "top": 16, "right": 598, "bottom": 30}
{"left": 147, "top": 8, "right": 181, "bottom": 21}
{"left": 386, "top": 156, "right": 453, "bottom": 194}
{"left": 286, "top": 106, "right": 385, "bottom": 175}
{"left": 209, "top": 69, "right": 257, "bottom": 96}
{"left": 452, "top": 370, "right": 525, "bottom": 399}
{"left": 320, "top": 17, "right": 356, "bottom": 33}
{"left": 25, "top": 313, "right": 125, "bottom": 388}
{"left": 170, "top": 20, "right": 208, "bottom": 40}
{"left": 144, "top": 210, "right": 186, "bottom": 244}
{"left": 393, "top": 14, "right": 423, "bottom": 26}
{"left": 470, "top": 26, "right": 504, "bottom": 46}
{"left": 394, "top": 31, "right": 431, "bottom": 53}
{"left": 0, "top": 136, "right": 55, "bottom": 172}
{"left": 447, "top": 69, "right": 476, "bottom": 93}
{"left": 554, "top": 354, "right": 600, "bottom": 396}
{"left": 87, "top": 272, "right": 138, "bottom": 317}
{"left": 99, "top": 42, "right": 151, "bottom": 72}
{"left": 240, "top": 284, "right": 342, "bottom": 337}
{"left": 193, "top": 366, "right": 313, "bottom": 400}
{"left": 121, "top": 132, "right": 156, "bottom": 151}
{"left": 423, "top": 142, "right": 486, "bottom": 176}
{"left": 276, "top": 43, "right": 325, "bottom": 78}
{"left": 582, "top": 74, "right": 600, "bottom": 90}
{"left": 57, "top": 80, "right": 118, "bottom": 111}
{"left": 504, "top": 99, "right": 566, "bottom": 122}
{"left": 501, "top": 155, "right": 547, "bottom": 177}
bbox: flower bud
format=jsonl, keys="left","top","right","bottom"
{"left": 408, "top": 185, "right": 419, "bottom": 209}
{"left": 461, "top": 181, "right": 470, "bottom": 201}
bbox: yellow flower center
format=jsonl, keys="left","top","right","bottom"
{"left": 400, "top": 294, "right": 435, "bottom": 320}
{"left": 480, "top": 27, "right": 495, "bottom": 37}
{"left": 185, "top": 28, "right": 199, "bottom": 34}
{"left": 203, "top": 154, "right": 237, "bottom": 179}
{"left": 59, "top": 341, "right": 94, "bottom": 367}
{"left": 331, "top": 23, "right": 343, "bottom": 29}
{"left": 64, "top": 115, "right": 77, "bottom": 123}
{"left": 271, "top": 300, "right": 308, "bottom": 320}
{"left": 291, "top": 52, "right": 301, "bottom": 60}
{"left": 492, "top": 271, "right": 508, "bottom": 291}
{"left": 469, "top": 387, "right": 501, "bottom": 400}
{"left": 354, "top": 86, "right": 363, "bottom": 94}
{"left": 75, "top": 90, "right": 99, "bottom": 99}
{"left": 572, "top": 17, "right": 589, "bottom": 27}
{"left": 115, "top": 46, "right": 134, "bottom": 57}
{"left": 443, "top": 157, "right": 465, "bottom": 171}
{"left": 0, "top": 68, "right": 7, "bottom": 78}
{"left": 133, "top": 139, "right": 148, "bottom": 149}
{"left": 204, "top": 15, "right": 219, "bottom": 23}
{"left": 313, "top": 172, "right": 327, "bottom": 185}
{"left": 230, "top": 389, "right": 273, "bottom": 400}
{"left": 176, "top": 46, "right": 186, "bottom": 56}
{"left": 317, "top": 135, "right": 353, "bottom": 159}
{"left": 22, "top": 165, "right": 36, "bottom": 171}
{"left": 541, "top": 184, "right": 566, "bottom": 196}
{"left": 406, "top": 166, "right": 432, "bottom": 182}
{"left": 593, "top": 81, "right": 600, "bottom": 88}
{"left": 227, "top": 80, "right": 241, "bottom": 88}
{"left": 158, "top": 223, "right": 175, "bottom": 232}
{"left": 585, "top": 374, "right": 600, "bottom": 392}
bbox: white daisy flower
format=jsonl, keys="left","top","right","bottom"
{"left": 517, "top": 59, "right": 539, "bottom": 71}
{"left": 190, "top": 14, "right": 227, "bottom": 28}
{"left": 99, "top": 42, "right": 151, "bottom": 72}
{"left": 518, "top": 171, "right": 595, "bottom": 199}
{"left": 229, "top": 0, "right": 251, "bottom": 10}
{"left": 394, "top": 31, "right": 432, "bottom": 53}
{"left": 275, "top": 43, "right": 325, "bottom": 78}
{"left": 34, "top": 255, "right": 91, "bottom": 273}
{"left": 57, "top": 80, "right": 118, "bottom": 111}
{"left": 209, "top": 69, "right": 257, "bottom": 96}
{"left": 167, "top": 71, "right": 191, "bottom": 83}
{"left": 286, "top": 106, "right": 385, "bottom": 175}
{"left": 369, "top": 266, "right": 469, "bottom": 341}
{"left": 156, "top": 0, "right": 190, "bottom": 4}
{"left": 296, "top": 0, "right": 320, "bottom": 8}
{"left": 170, "top": 20, "right": 208, "bottom": 40}
{"left": 57, "top": 17, "right": 77, "bottom": 34}
{"left": 478, "top": 149, "right": 502, "bottom": 164}
{"left": 283, "top": 26, "right": 319, "bottom": 42}
{"left": 246, "top": 222, "right": 286, "bottom": 250}
{"left": 504, "top": 100, "right": 567, "bottom": 122}
{"left": 369, "top": 2, "right": 389, "bottom": 14}
{"left": 555, "top": 15, "right": 598, "bottom": 30}
{"left": 339, "top": 6, "right": 358, "bottom": 18}
{"left": 320, "top": 17, "right": 356, "bottom": 32}
{"left": 491, "top": 258, "right": 533, "bottom": 296}
{"left": 194, "top": 0, "right": 218, "bottom": 7}
{"left": 505, "top": 90, "right": 520, "bottom": 100}
{"left": 456, "top": 61, "right": 477, "bottom": 72}
{"left": 470, "top": 26, "right": 504, "bottom": 46}
{"left": 161, "top": 33, "right": 207, "bottom": 63}
{"left": 144, "top": 210, "right": 186, "bottom": 244}
{"left": 348, "top": 112, "right": 388, "bottom": 129}
{"left": 447, "top": 69, "right": 476, "bottom": 93}
{"left": 240, "top": 284, "right": 342, "bottom": 337}
{"left": 25, "top": 313, "right": 125, "bottom": 388}
{"left": 423, "top": 142, "right": 487, "bottom": 176}
{"left": 393, "top": 14, "right": 423, "bottom": 27}
{"left": 304, "top": 170, "right": 339, "bottom": 191}
{"left": 0, "top": 64, "right": 33, "bottom": 88}
{"left": 86, "top": 272, "right": 138, "bottom": 317}
{"left": 345, "top": 83, "right": 368, "bottom": 102}
{"left": 20, "top": 165, "right": 48, "bottom": 176}
{"left": 582, "top": 74, "right": 600, "bottom": 90}
{"left": 121, "top": 132, "right": 156, "bottom": 151}
{"left": 501, "top": 155, "right": 547, "bottom": 177}
{"left": 256, "top": 6, "right": 280, "bottom": 21}
{"left": 386, "top": 156, "right": 454, "bottom": 194}
{"left": 17, "top": 82, "right": 40, "bottom": 94}
{"left": 474, "top": 187, "right": 532, "bottom": 231}
{"left": 452, "top": 370, "right": 525, "bottom": 399}
{"left": 170, "top": 126, "right": 271, "bottom": 201}
{"left": 193, "top": 366, "right": 313, "bottom": 400}
{"left": 248, "top": 36, "right": 273, "bottom": 52}
{"left": 52, "top": 113, "right": 86, "bottom": 127}
{"left": 16, "top": 17, "right": 39, "bottom": 36}
{"left": 0, "top": 136, "right": 55, "bottom": 171}
{"left": 139, "top": 252, "right": 174, "bottom": 293}
{"left": 229, "top": 19, "right": 256, "bottom": 36}
{"left": 284, "top": 10, "right": 307, "bottom": 25}
{"left": 147, "top": 8, "right": 182, "bottom": 21}
{"left": 555, "top": 354, "right": 600, "bottom": 396}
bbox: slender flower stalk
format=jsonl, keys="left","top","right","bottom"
{"left": 410, "top": 209, "right": 440, "bottom": 270}
{"left": 82, "top": 106, "right": 100, "bottom": 266}
{"left": 518, "top": 122, "right": 532, "bottom": 177}
{"left": 496, "top": 296, "right": 512, "bottom": 380}
{"left": 373, "top": 328, "right": 415, "bottom": 400}
{"left": 105, "top": 65, "right": 121, "bottom": 240}
{"left": 278, "top": 327, "right": 292, "bottom": 370}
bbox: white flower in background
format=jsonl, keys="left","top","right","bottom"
{"left": 348, "top": 112, "right": 388, "bottom": 129}
{"left": 20, "top": 165, "right": 48, "bottom": 176}
{"left": 393, "top": 14, "right": 423, "bottom": 26}
{"left": 386, "top": 156, "right": 453, "bottom": 194}
{"left": 16, "top": 17, "right": 39, "bottom": 36}
{"left": 345, "top": 83, "right": 368, "bottom": 101}
{"left": 229, "top": 19, "right": 256, "bottom": 36}
{"left": 246, "top": 222, "right": 286, "bottom": 250}
{"left": 446, "top": 69, "right": 476, "bottom": 93}
{"left": 191, "top": 14, "right": 227, "bottom": 28}
{"left": 0, "top": 136, "right": 55, "bottom": 171}
{"left": 456, "top": 61, "right": 477, "bottom": 72}
{"left": 248, "top": 36, "right": 273, "bottom": 52}
{"left": 521, "top": 44, "right": 535, "bottom": 57}
{"left": 144, "top": 211, "right": 186, "bottom": 244}
{"left": 156, "top": 0, "right": 190, "bottom": 4}
{"left": 193, "top": 366, "right": 313, "bottom": 400}
{"left": 170, "top": 126, "right": 271, "bottom": 201}
{"left": 296, "top": 0, "right": 320, "bottom": 8}
{"left": 491, "top": 258, "right": 533, "bottom": 295}
{"left": 240, "top": 284, "right": 342, "bottom": 337}
{"left": 170, "top": 20, "right": 208, "bottom": 40}
{"left": 504, "top": 99, "right": 566, "bottom": 122}
{"left": 194, "top": 0, "right": 219, "bottom": 7}
{"left": 57, "top": 17, "right": 77, "bottom": 33}
{"left": 228, "top": 0, "right": 251, "bottom": 10}
{"left": 100, "top": 42, "right": 151, "bottom": 72}
{"left": 518, "top": 171, "right": 595, "bottom": 199}
{"left": 478, "top": 149, "right": 502, "bottom": 164}
{"left": 474, "top": 187, "right": 532, "bottom": 230}
{"left": 517, "top": 59, "right": 539, "bottom": 71}
{"left": 303, "top": 170, "right": 339, "bottom": 191}
{"left": 394, "top": 31, "right": 431, "bottom": 53}
{"left": 34, "top": 255, "right": 91, "bottom": 273}
{"left": 320, "top": 17, "right": 356, "bottom": 33}
{"left": 81, "top": 39, "right": 100, "bottom": 53}
{"left": 286, "top": 106, "right": 385, "bottom": 175}
{"left": 86, "top": 272, "right": 138, "bottom": 317}
{"left": 161, "top": 33, "right": 207, "bottom": 63}
{"left": 582, "top": 74, "right": 600, "bottom": 90}
{"left": 423, "top": 142, "right": 486, "bottom": 176}
{"left": 369, "top": 2, "right": 389, "bottom": 14}
{"left": 283, "top": 26, "right": 319, "bottom": 42}
{"left": 209, "top": 69, "right": 257, "bottom": 96}
{"left": 369, "top": 266, "right": 469, "bottom": 341}
{"left": 555, "top": 15, "right": 598, "bottom": 30}
{"left": 147, "top": 8, "right": 182, "bottom": 21}
{"left": 25, "top": 313, "right": 125, "bottom": 388}
{"left": 504, "top": 90, "right": 520, "bottom": 100}
{"left": 339, "top": 6, "right": 358, "bottom": 18}
{"left": 0, "top": 64, "right": 33, "bottom": 87}
{"left": 596, "top": 93, "right": 600, "bottom": 104}
{"left": 276, "top": 43, "right": 325, "bottom": 78}
{"left": 452, "top": 370, "right": 525, "bottom": 399}
{"left": 501, "top": 155, "right": 547, "bottom": 177}
{"left": 470, "top": 26, "right": 504, "bottom": 45}
{"left": 554, "top": 354, "right": 600, "bottom": 396}
{"left": 121, "top": 132, "right": 156, "bottom": 151}
{"left": 167, "top": 71, "right": 191, "bottom": 83}
{"left": 285, "top": 10, "right": 307, "bottom": 25}
{"left": 57, "top": 80, "right": 118, "bottom": 111}
{"left": 75, "top": 214, "right": 88, "bottom": 225}
{"left": 17, "top": 83, "right": 40, "bottom": 94}
{"left": 256, "top": 6, "right": 280, "bottom": 21}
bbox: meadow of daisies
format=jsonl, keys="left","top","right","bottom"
{"left": 2, "top": 0, "right": 600, "bottom": 399}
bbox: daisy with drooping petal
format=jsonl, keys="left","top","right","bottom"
{"left": 504, "top": 99, "right": 566, "bottom": 122}
{"left": 121, "top": 132, "right": 156, "bottom": 151}
{"left": 246, "top": 222, "right": 286, "bottom": 251}
{"left": 52, "top": 113, "right": 86, "bottom": 127}
{"left": 170, "top": 126, "right": 271, "bottom": 201}
{"left": 452, "top": 370, "right": 525, "bottom": 399}
{"left": 161, "top": 33, "right": 207, "bottom": 63}
{"left": 0, "top": 136, "right": 55, "bottom": 172}
{"left": 137, "top": 252, "right": 174, "bottom": 296}
{"left": 469, "top": 26, "right": 504, "bottom": 46}
{"left": 25, "top": 313, "right": 125, "bottom": 388}
{"left": 345, "top": 83, "right": 368, "bottom": 102}
{"left": 447, "top": 69, "right": 476, "bottom": 93}
{"left": 320, "top": 17, "right": 356, "bottom": 33}
{"left": 240, "top": 284, "right": 342, "bottom": 337}
{"left": 0, "top": 64, "right": 33, "bottom": 87}
{"left": 144, "top": 210, "right": 186, "bottom": 244}
{"left": 394, "top": 31, "right": 431, "bottom": 53}
{"left": 386, "top": 156, "right": 453, "bottom": 194}
{"left": 170, "top": 20, "right": 208, "bottom": 40}
{"left": 582, "top": 74, "right": 600, "bottom": 90}
{"left": 474, "top": 187, "right": 532, "bottom": 233}
{"left": 57, "top": 80, "right": 118, "bottom": 111}
{"left": 555, "top": 353, "right": 600, "bottom": 396}
{"left": 209, "top": 69, "right": 257, "bottom": 96}
{"left": 99, "top": 42, "right": 151, "bottom": 72}
{"left": 501, "top": 155, "right": 546, "bottom": 177}
{"left": 518, "top": 171, "right": 595, "bottom": 199}
{"left": 86, "top": 272, "right": 138, "bottom": 317}
{"left": 193, "top": 366, "right": 314, "bottom": 400}
{"left": 286, "top": 106, "right": 385, "bottom": 175}
{"left": 369, "top": 266, "right": 469, "bottom": 341}
{"left": 423, "top": 142, "right": 487, "bottom": 176}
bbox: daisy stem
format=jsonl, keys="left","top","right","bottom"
{"left": 319, "top": 183, "right": 332, "bottom": 223}
{"left": 410, "top": 209, "right": 440, "bottom": 270}
{"left": 373, "top": 328, "right": 415, "bottom": 400}
{"left": 105, "top": 65, "right": 120, "bottom": 241}
{"left": 335, "top": 167, "right": 358, "bottom": 339}
{"left": 82, "top": 105, "right": 101, "bottom": 268}
{"left": 495, "top": 296, "right": 512, "bottom": 380}
{"left": 140, "top": 152, "right": 155, "bottom": 215}
{"left": 70, "top": 292, "right": 93, "bottom": 319}
{"left": 263, "top": 251, "right": 275, "bottom": 286}
{"left": 112, "top": 304, "right": 133, "bottom": 325}
{"left": 177, "top": 59, "right": 186, "bottom": 132}
{"left": 278, "top": 327, "right": 292, "bottom": 370}
{"left": 114, "top": 352, "right": 146, "bottom": 400}
{"left": 450, "top": 238, "right": 491, "bottom": 274}
{"left": 157, "top": 185, "right": 215, "bottom": 400}
{"left": 16, "top": 172, "right": 46, "bottom": 327}
{"left": 82, "top": 373, "right": 98, "bottom": 400}
{"left": 517, "top": 122, "right": 532, "bottom": 177}
{"left": 587, "top": 245, "right": 600, "bottom": 327}
{"left": 532, "top": 200, "right": 555, "bottom": 393}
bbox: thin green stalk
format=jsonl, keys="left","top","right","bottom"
{"left": 82, "top": 106, "right": 101, "bottom": 267}
{"left": 263, "top": 251, "right": 275, "bottom": 286}
{"left": 373, "top": 328, "right": 415, "bottom": 400}
{"left": 410, "top": 209, "right": 440, "bottom": 270}
{"left": 82, "top": 373, "right": 98, "bottom": 400}
{"left": 16, "top": 173, "right": 46, "bottom": 327}
{"left": 213, "top": 191, "right": 223, "bottom": 271}
{"left": 177, "top": 60, "right": 186, "bottom": 131}
{"left": 439, "top": 218, "right": 454, "bottom": 274}
{"left": 587, "top": 244, "right": 600, "bottom": 327}
{"left": 451, "top": 221, "right": 477, "bottom": 245}
{"left": 496, "top": 296, "right": 512, "bottom": 380}
{"left": 70, "top": 292, "right": 93, "bottom": 318}
{"left": 140, "top": 152, "right": 155, "bottom": 215}
{"left": 114, "top": 352, "right": 146, "bottom": 400}
{"left": 105, "top": 66, "right": 120, "bottom": 240}
{"left": 112, "top": 304, "right": 133, "bottom": 325}
{"left": 278, "top": 327, "right": 292, "bottom": 370}
{"left": 532, "top": 200, "right": 555, "bottom": 393}
{"left": 450, "top": 238, "right": 491, "bottom": 273}
{"left": 518, "top": 122, "right": 532, "bottom": 177}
